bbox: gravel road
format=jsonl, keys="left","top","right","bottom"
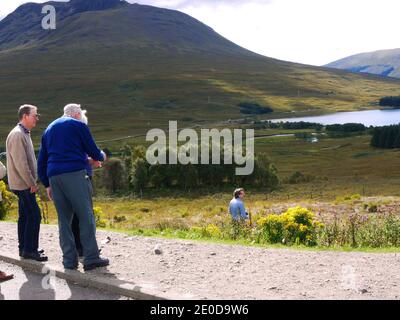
{"left": 0, "top": 260, "right": 129, "bottom": 300}
{"left": 1, "top": 222, "right": 400, "bottom": 299}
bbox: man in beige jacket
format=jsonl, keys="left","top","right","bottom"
{"left": 6, "top": 105, "right": 47, "bottom": 262}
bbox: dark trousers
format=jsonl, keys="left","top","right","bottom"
{"left": 71, "top": 214, "right": 83, "bottom": 254}
{"left": 71, "top": 176, "right": 92, "bottom": 255}
{"left": 13, "top": 189, "right": 41, "bottom": 254}
{"left": 50, "top": 170, "right": 99, "bottom": 268}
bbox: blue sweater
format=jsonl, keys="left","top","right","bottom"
{"left": 229, "top": 198, "right": 249, "bottom": 221}
{"left": 38, "top": 117, "right": 104, "bottom": 187}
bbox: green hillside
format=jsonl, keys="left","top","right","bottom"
{"left": 1, "top": 0, "right": 400, "bottom": 144}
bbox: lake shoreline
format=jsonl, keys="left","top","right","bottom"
{"left": 262, "top": 109, "right": 400, "bottom": 126}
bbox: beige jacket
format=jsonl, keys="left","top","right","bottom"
{"left": 6, "top": 125, "right": 37, "bottom": 191}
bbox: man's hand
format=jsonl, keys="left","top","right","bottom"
{"left": 93, "top": 160, "right": 102, "bottom": 168}
{"left": 46, "top": 187, "right": 53, "bottom": 201}
{"left": 30, "top": 185, "right": 39, "bottom": 194}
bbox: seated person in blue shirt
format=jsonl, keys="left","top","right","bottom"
{"left": 229, "top": 188, "right": 249, "bottom": 221}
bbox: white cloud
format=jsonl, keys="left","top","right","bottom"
{"left": 1, "top": 0, "right": 399, "bottom": 66}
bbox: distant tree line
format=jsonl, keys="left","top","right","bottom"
{"left": 325, "top": 123, "right": 366, "bottom": 133}
{"left": 371, "top": 125, "right": 400, "bottom": 149}
{"left": 379, "top": 96, "right": 400, "bottom": 108}
{"left": 239, "top": 102, "right": 274, "bottom": 115}
{"left": 96, "top": 144, "right": 280, "bottom": 194}
{"left": 258, "top": 121, "right": 323, "bottom": 130}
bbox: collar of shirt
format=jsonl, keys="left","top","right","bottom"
{"left": 18, "top": 123, "right": 31, "bottom": 135}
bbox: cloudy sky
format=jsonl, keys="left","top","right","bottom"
{"left": 0, "top": 0, "right": 399, "bottom": 66}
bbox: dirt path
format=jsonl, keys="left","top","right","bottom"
{"left": 1, "top": 222, "right": 400, "bottom": 299}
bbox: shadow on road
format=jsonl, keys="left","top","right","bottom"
{"left": 19, "top": 270, "right": 56, "bottom": 300}
{"left": 66, "top": 267, "right": 126, "bottom": 300}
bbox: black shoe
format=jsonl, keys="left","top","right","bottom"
{"left": 20, "top": 248, "right": 44, "bottom": 257}
{"left": 83, "top": 258, "right": 109, "bottom": 271}
{"left": 22, "top": 251, "right": 48, "bottom": 262}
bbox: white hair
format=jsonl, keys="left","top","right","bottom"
{"left": 81, "top": 109, "right": 88, "bottom": 125}
{"left": 63, "top": 103, "right": 88, "bottom": 124}
{"left": 63, "top": 103, "right": 82, "bottom": 116}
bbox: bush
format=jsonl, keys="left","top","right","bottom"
{"left": 130, "top": 157, "right": 149, "bottom": 192}
{"left": 204, "top": 224, "right": 222, "bottom": 238}
{"left": 113, "top": 215, "right": 127, "bottom": 223}
{"left": 286, "top": 171, "right": 315, "bottom": 184}
{"left": 238, "top": 102, "right": 273, "bottom": 115}
{"left": 318, "top": 212, "right": 400, "bottom": 248}
{"left": 102, "top": 158, "right": 126, "bottom": 194}
{"left": 379, "top": 96, "right": 400, "bottom": 108}
{"left": 257, "top": 215, "right": 284, "bottom": 243}
{"left": 93, "top": 206, "right": 107, "bottom": 228}
{"left": 0, "top": 181, "right": 14, "bottom": 220}
{"left": 36, "top": 191, "right": 49, "bottom": 224}
{"left": 257, "top": 206, "right": 324, "bottom": 246}
{"left": 335, "top": 194, "right": 362, "bottom": 204}
{"left": 363, "top": 202, "right": 378, "bottom": 213}
{"left": 347, "top": 194, "right": 361, "bottom": 201}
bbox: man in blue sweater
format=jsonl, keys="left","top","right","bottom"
{"left": 229, "top": 188, "right": 249, "bottom": 221}
{"left": 38, "top": 104, "right": 109, "bottom": 271}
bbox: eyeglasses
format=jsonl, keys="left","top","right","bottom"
{"left": 30, "top": 113, "right": 40, "bottom": 119}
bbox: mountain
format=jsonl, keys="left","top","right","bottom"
{"left": 0, "top": 0, "right": 128, "bottom": 50}
{"left": 1, "top": 0, "right": 400, "bottom": 144}
{"left": 0, "top": 0, "right": 251, "bottom": 54}
{"left": 326, "top": 48, "right": 400, "bottom": 78}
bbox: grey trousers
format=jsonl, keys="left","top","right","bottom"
{"left": 49, "top": 170, "right": 100, "bottom": 268}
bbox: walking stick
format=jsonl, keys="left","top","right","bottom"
{"left": 248, "top": 208, "right": 252, "bottom": 227}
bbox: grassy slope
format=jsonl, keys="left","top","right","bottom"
{"left": 1, "top": 7, "right": 400, "bottom": 146}
{"left": 5, "top": 133, "right": 400, "bottom": 224}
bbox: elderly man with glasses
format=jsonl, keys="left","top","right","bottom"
{"left": 6, "top": 105, "right": 48, "bottom": 262}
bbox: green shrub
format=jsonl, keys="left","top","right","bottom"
{"left": 257, "top": 215, "right": 284, "bottom": 243}
{"left": 363, "top": 202, "right": 378, "bottom": 213}
{"left": 113, "top": 215, "right": 127, "bottom": 223}
{"left": 0, "top": 181, "right": 14, "bottom": 220}
{"left": 93, "top": 206, "right": 107, "bottom": 228}
{"left": 286, "top": 171, "right": 315, "bottom": 184}
{"left": 238, "top": 102, "right": 273, "bottom": 115}
{"left": 203, "top": 224, "right": 222, "bottom": 238}
{"left": 335, "top": 193, "right": 362, "bottom": 204}
{"left": 102, "top": 158, "right": 126, "bottom": 194}
{"left": 36, "top": 191, "right": 49, "bottom": 224}
{"left": 257, "top": 206, "right": 324, "bottom": 246}
{"left": 318, "top": 211, "right": 400, "bottom": 248}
